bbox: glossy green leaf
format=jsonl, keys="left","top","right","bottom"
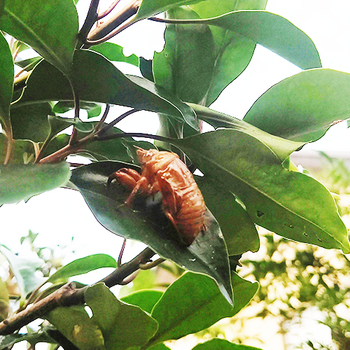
{"left": 0, "top": 0, "right": 78, "bottom": 76}
{"left": 153, "top": 7, "right": 216, "bottom": 104}
{"left": 134, "top": 0, "right": 203, "bottom": 22}
{"left": 90, "top": 43, "right": 139, "bottom": 66}
{"left": 147, "top": 272, "right": 233, "bottom": 345}
{"left": 11, "top": 103, "right": 52, "bottom": 142}
{"left": 244, "top": 69, "right": 350, "bottom": 142}
{"left": 146, "top": 271, "right": 257, "bottom": 346}
{"left": 45, "top": 254, "right": 117, "bottom": 285}
{"left": 172, "top": 130, "right": 350, "bottom": 253}
{"left": 121, "top": 290, "right": 163, "bottom": 314}
{"left": 192, "top": 339, "right": 262, "bottom": 350}
{"left": 47, "top": 306, "right": 105, "bottom": 350}
{"left": 85, "top": 283, "right": 158, "bottom": 350}
{"left": 0, "top": 134, "right": 35, "bottom": 164}
{"left": 196, "top": 176, "right": 260, "bottom": 255}
{"left": 189, "top": 1, "right": 267, "bottom": 105}
{"left": 189, "top": 103, "right": 305, "bottom": 162}
{"left": 17, "top": 50, "right": 198, "bottom": 129}
{"left": 0, "top": 162, "right": 71, "bottom": 204}
{"left": 0, "top": 32, "right": 13, "bottom": 134}
{"left": 149, "top": 344, "right": 171, "bottom": 350}
{"left": 0, "top": 245, "right": 43, "bottom": 298}
{"left": 70, "top": 161, "right": 232, "bottom": 302}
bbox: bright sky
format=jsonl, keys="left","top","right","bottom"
{"left": 1, "top": 2, "right": 350, "bottom": 348}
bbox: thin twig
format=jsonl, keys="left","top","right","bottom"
{"left": 97, "top": 108, "right": 139, "bottom": 136}
{"left": 94, "top": 104, "right": 111, "bottom": 133}
{"left": 96, "top": 132, "right": 172, "bottom": 143}
{"left": 78, "top": 0, "right": 100, "bottom": 45}
{"left": 139, "top": 258, "right": 165, "bottom": 270}
{"left": 118, "top": 238, "right": 127, "bottom": 266}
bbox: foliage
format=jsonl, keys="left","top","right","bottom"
{"left": 0, "top": 0, "right": 349, "bottom": 349}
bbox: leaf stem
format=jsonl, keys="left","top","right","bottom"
{"left": 78, "top": 0, "right": 100, "bottom": 45}
{"left": 97, "top": 0, "right": 122, "bottom": 20}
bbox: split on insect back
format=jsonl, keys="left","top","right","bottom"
{"left": 69, "top": 154, "right": 233, "bottom": 303}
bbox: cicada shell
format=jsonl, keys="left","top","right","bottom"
{"left": 109, "top": 148, "right": 206, "bottom": 245}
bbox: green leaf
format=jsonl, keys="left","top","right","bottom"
{"left": 0, "top": 245, "right": 43, "bottom": 298}
{"left": 149, "top": 344, "right": 171, "bottom": 350}
{"left": 190, "top": 1, "right": 267, "bottom": 105}
{"left": 147, "top": 272, "right": 257, "bottom": 346}
{"left": 0, "top": 162, "right": 71, "bottom": 204}
{"left": 70, "top": 161, "right": 232, "bottom": 302}
{"left": 172, "top": 130, "right": 350, "bottom": 253}
{"left": 148, "top": 272, "right": 233, "bottom": 345}
{"left": 0, "top": 134, "right": 35, "bottom": 164}
{"left": 47, "top": 306, "right": 105, "bottom": 350}
{"left": 153, "top": 7, "right": 216, "bottom": 104}
{"left": 0, "top": 32, "right": 14, "bottom": 133}
{"left": 0, "top": 0, "right": 78, "bottom": 76}
{"left": 189, "top": 103, "right": 305, "bottom": 162}
{"left": 121, "top": 290, "right": 163, "bottom": 314}
{"left": 11, "top": 103, "right": 52, "bottom": 142}
{"left": 244, "top": 69, "right": 350, "bottom": 142}
{"left": 231, "top": 272, "right": 259, "bottom": 316}
{"left": 16, "top": 50, "right": 198, "bottom": 130}
{"left": 192, "top": 339, "right": 262, "bottom": 350}
{"left": 90, "top": 43, "right": 139, "bottom": 66}
{"left": 156, "top": 10, "right": 321, "bottom": 71}
{"left": 196, "top": 176, "right": 260, "bottom": 255}
{"left": 85, "top": 283, "right": 158, "bottom": 350}
{"left": 45, "top": 254, "right": 117, "bottom": 285}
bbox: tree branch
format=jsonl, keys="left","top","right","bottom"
{"left": 0, "top": 247, "right": 156, "bottom": 335}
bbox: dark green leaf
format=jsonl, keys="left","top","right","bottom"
{"left": 0, "top": 134, "right": 35, "bottom": 164}
{"left": 70, "top": 161, "right": 232, "bottom": 302}
{"left": 16, "top": 50, "right": 198, "bottom": 130}
{"left": 244, "top": 69, "right": 350, "bottom": 142}
{"left": 172, "top": 130, "right": 350, "bottom": 253}
{"left": 190, "top": 103, "right": 304, "bottom": 163}
{"left": 11, "top": 103, "right": 52, "bottom": 142}
{"left": 196, "top": 176, "right": 260, "bottom": 255}
{"left": 0, "top": 162, "right": 71, "bottom": 204}
{"left": 0, "top": 0, "right": 78, "bottom": 76}
{"left": 0, "top": 32, "right": 13, "bottom": 133}
{"left": 189, "top": 1, "right": 267, "bottom": 105}
{"left": 192, "top": 339, "right": 262, "bottom": 350}
{"left": 121, "top": 290, "right": 163, "bottom": 314}
{"left": 90, "top": 43, "right": 139, "bottom": 66}
{"left": 46, "top": 306, "right": 105, "bottom": 350}
{"left": 0, "top": 245, "right": 43, "bottom": 298}
{"left": 140, "top": 57, "right": 154, "bottom": 81}
{"left": 149, "top": 344, "right": 171, "bottom": 350}
{"left": 85, "top": 283, "right": 158, "bottom": 350}
{"left": 153, "top": 7, "right": 216, "bottom": 104}
{"left": 45, "top": 254, "right": 117, "bottom": 285}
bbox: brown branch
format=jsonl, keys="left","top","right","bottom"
{"left": 0, "top": 283, "right": 86, "bottom": 335}
{"left": 0, "top": 247, "right": 157, "bottom": 335}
